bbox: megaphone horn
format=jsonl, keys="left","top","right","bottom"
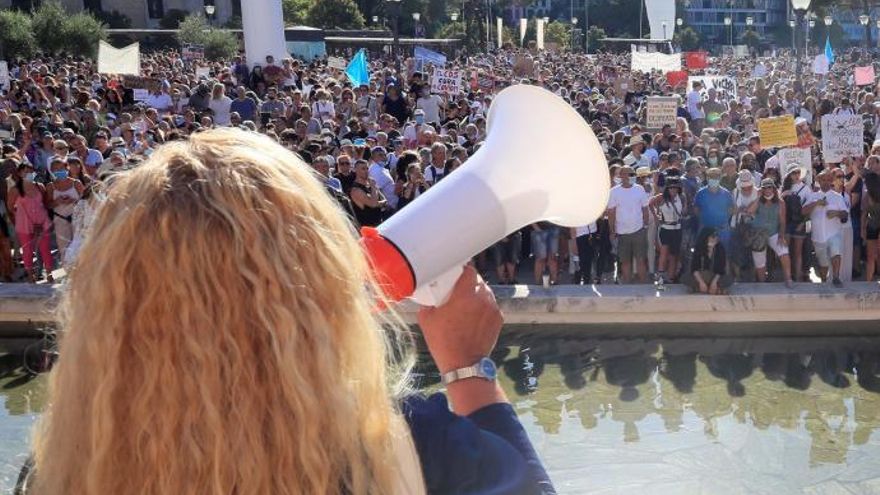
{"left": 362, "top": 84, "right": 611, "bottom": 306}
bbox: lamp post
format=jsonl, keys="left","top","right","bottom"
{"left": 876, "top": 19, "right": 880, "bottom": 50}
{"left": 677, "top": 17, "right": 683, "bottom": 27}
{"left": 791, "top": 0, "right": 811, "bottom": 93}
{"left": 789, "top": 18, "right": 796, "bottom": 54}
{"left": 386, "top": 0, "right": 402, "bottom": 75}
{"left": 413, "top": 12, "right": 421, "bottom": 38}
{"left": 450, "top": 12, "right": 458, "bottom": 22}
{"left": 860, "top": 14, "right": 870, "bottom": 51}
{"left": 724, "top": 16, "right": 732, "bottom": 46}
{"left": 662, "top": 20, "right": 668, "bottom": 40}
{"left": 204, "top": 4, "right": 215, "bottom": 26}
{"left": 571, "top": 17, "right": 578, "bottom": 51}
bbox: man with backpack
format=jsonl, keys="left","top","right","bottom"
{"left": 424, "top": 142, "right": 449, "bottom": 186}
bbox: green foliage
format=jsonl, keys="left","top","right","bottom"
{"left": 202, "top": 29, "right": 240, "bottom": 61}
{"left": 436, "top": 21, "right": 465, "bottom": 39}
{"left": 674, "top": 26, "right": 701, "bottom": 51}
{"left": 544, "top": 21, "right": 571, "bottom": 47}
{"left": 282, "top": 0, "right": 312, "bottom": 26}
{"left": 306, "top": 0, "right": 365, "bottom": 29}
{"left": 586, "top": 25, "right": 606, "bottom": 53}
{"left": 0, "top": 9, "right": 36, "bottom": 59}
{"left": 177, "top": 14, "right": 209, "bottom": 45}
{"left": 740, "top": 28, "right": 761, "bottom": 49}
{"left": 63, "top": 12, "right": 107, "bottom": 57}
{"left": 32, "top": 2, "right": 68, "bottom": 54}
{"left": 159, "top": 8, "right": 189, "bottom": 29}
{"left": 95, "top": 9, "right": 131, "bottom": 29}
{"left": 223, "top": 15, "right": 242, "bottom": 29}
{"left": 31, "top": 2, "right": 106, "bottom": 57}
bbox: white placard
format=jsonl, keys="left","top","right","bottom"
{"left": 327, "top": 56, "right": 347, "bottom": 70}
{"left": 776, "top": 147, "right": 812, "bottom": 183}
{"left": 687, "top": 75, "right": 738, "bottom": 100}
{"left": 0, "top": 61, "right": 8, "bottom": 91}
{"left": 97, "top": 40, "right": 140, "bottom": 76}
{"left": 631, "top": 51, "right": 681, "bottom": 74}
{"left": 133, "top": 88, "right": 149, "bottom": 101}
{"left": 821, "top": 114, "right": 864, "bottom": 163}
{"left": 431, "top": 68, "right": 462, "bottom": 95}
{"left": 646, "top": 96, "right": 679, "bottom": 129}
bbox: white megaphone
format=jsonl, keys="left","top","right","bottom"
{"left": 361, "top": 84, "right": 610, "bottom": 306}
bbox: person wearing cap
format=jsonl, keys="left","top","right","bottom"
{"left": 608, "top": 165, "right": 650, "bottom": 284}
{"left": 803, "top": 170, "right": 848, "bottom": 287}
{"left": 694, "top": 167, "right": 735, "bottom": 254}
{"left": 367, "top": 146, "right": 398, "bottom": 211}
{"left": 781, "top": 163, "right": 813, "bottom": 282}
{"left": 746, "top": 178, "right": 793, "bottom": 287}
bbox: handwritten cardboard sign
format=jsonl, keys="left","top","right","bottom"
{"left": 688, "top": 76, "right": 737, "bottom": 100}
{"left": 646, "top": 97, "right": 679, "bottom": 129}
{"left": 855, "top": 66, "right": 876, "bottom": 86}
{"left": 821, "top": 114, "right": 864, "bottom": 162}
{"left": 431, "top": 68, "right": 462, "bottom": 95}
{"left": 757, "top": 115, "right": 797, "bottom": 148}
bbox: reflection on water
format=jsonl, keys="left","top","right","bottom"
{"left": 3, "top": 333, "right": 880, "bottom": 494}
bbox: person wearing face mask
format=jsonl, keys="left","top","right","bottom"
{"left": 686, "top": 227, "right": 732, "bottom": 294}
{"left": 803, "top": 169, "right": 848, "bottom": 287}
{"left": 7, "top": 163, "right": 54, "bottom": 283}
{"left": 781, "top": 164, "right": 813, "bottom": 282}
{"left": 746, "top": 179, "right": 793, "bottom": 287}
{"left": 46, "top": 157, "right": 85, "bottom": 265}
{"left": 694, "top": 167, "right": 735, "bottom": 256}
{"left": 63, "top": 181, "right": 106, "bottom": 267}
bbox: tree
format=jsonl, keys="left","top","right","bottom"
{"left": 674, "top": 26, "right": 701, "bottom": 51}
{"left": 306, "top": 0, "right": 365, "bottom": 29}
{"left": 177, "top": 14, "right": 209, "bottom": 46}
{"left": 282, "top": 0, "right": 312, "bottom": 26}
{"left": 176, "top": 14, "right": 238, "bottom": 61}
{"left": 544, "top": 21, "right": 571, "bottom": 48}
{"left": 62, "top": 12, "right": 107, "bottom": 58}
{"left": 95, "top": 10, "right": 132, "bottom": 29}
{"left": 586, "top": 25, "right": 606, "bottom": 54}
{"left": 435, "top": 21, "right": 465, "bottom": 40}
{"left": 159, "top": 8, "right": 189, "bottom": 29}
{"left": 740, "top": 28, "right": 761, "bottom": 50}
{"left": 32, "top": 1, "right": 68, "bottom": 54}
{"left": 0, "top": 9, "right": 36, "bottom": 59}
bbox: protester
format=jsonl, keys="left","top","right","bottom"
{"left": 607, "top": 165, "right": 649, "bottom": 283}
{"left": 748, "top": 178, "right": 794, "bottom": 287}
{"left": 804, "top": 170, "right": 848, "bottom": 287}
{"left": 686, "top": 227, "right": 732, "bottom": 294}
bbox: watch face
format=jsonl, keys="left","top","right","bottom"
{"left": 480, "top": 357, "right": 497, "bottom": 380}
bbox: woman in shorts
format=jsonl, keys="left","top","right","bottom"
{"left": 650, "top": 177, "right": 685, "bottom": 284}
{"left": 748, "top": 178, "right": 794, "bottom": 288}
{"left": 862, "top": 171, "right": 880, "bottom": 281}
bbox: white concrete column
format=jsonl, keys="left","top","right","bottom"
{"left": 241, "top": 0, "right": 289, "bottom": 67}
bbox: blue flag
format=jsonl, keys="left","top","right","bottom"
{"left": 825, "top": 36, "right": 835, "bottom": 65}
{"left": 345, "top": 49, "right": 370, "bottom": 87}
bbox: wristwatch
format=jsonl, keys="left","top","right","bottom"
{"left": 441, "top": 357, "right": 497, "bottom": 386}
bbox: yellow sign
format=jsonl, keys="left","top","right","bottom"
{"left": 757, "top": 115, "right": 798, "bottom": 148}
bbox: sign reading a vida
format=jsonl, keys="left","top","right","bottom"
{"left": 431, "top": 68, "right": 462, "bottom": 95}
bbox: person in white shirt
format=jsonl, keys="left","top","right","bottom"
{"left": 423, "top": 143, "right": 448, "bottom": 185}
{"left": 686, "top": 81, "right": 706, "bottom": 134}
{"left": 367, "top": 146, "right": 398, "bottom": 210}
{"left": 208, "top": 83, "right": 233, "bottom": 126}
{"left": 415, "top": 87, "right": 444, "bottom": 124}
{"left": 144, "top": 87, "right": 172, "bottom": 113}
{"left": 803, "top": 170, "right": 848, "bottom": 286}
{"left": 607, "top": 165, "right": 650, "bottom": 283}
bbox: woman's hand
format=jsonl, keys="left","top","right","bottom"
{"left": 418, "top": 265, "right": 502, "bottom": 374}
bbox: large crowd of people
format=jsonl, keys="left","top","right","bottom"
{"left": 2, "top": 45, "right": 880, "bottom": 292}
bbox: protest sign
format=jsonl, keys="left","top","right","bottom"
{"left": 666, "top": 70, "right": 688, "bottom": 88}
{"left": 821, "top": 114, "right": 864, "bottom": 162}
{"left": 757, "top": 115, "right": 797, "bottom": 148}
{"left": 181, "top": 43, "right": 204, "bottom": 61}
{"left": 855, "top": 66, "right": 876, "bottom": 86}
{"left": 97, "top": 41, "right": 140, "bottom": 76}
{"left": 685, "top": 51, "right": 708, "bottom": 70}
{"left": 133, "top": 89, "right": 149, "bottom": 101}
{"left": 631, "top": 51, "right": 682, "bottom": 73}
{"left": 431, "top": 68, "right": 462, "bottom": 95}
{"left": 327, "top": 56, "right": 347, "bottom": 70}
{"left": 776, "top": 147, "right": 812, "bottom": 181}
{"left": 646, "top": 97, "right": 679, "bottom": 129}
{"left": 687, "top": 75, "right": 737, "bottom": 99}
{"left": 0, "top": 61, "right": 8, "bottom": 91}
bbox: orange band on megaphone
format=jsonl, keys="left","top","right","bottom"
{"left": 360, "top": 227, "right": 416, "bottom": 302}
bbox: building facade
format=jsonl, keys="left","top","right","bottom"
{"left": 683, "top": 0, "right": 788, "bottom": 44}
{"left": 0, "top": 0, "right": 240, "bottom": 28}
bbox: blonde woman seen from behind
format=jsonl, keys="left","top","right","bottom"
{"left": 30, "top": 128, "right": 554, "bottom": 495}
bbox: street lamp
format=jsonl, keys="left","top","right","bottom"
{"left": 824, "top": 15, "right": 832, "bottom": 26}
{"left": 203, "top": 4, "right": 215, "bottom": 26}
{"left": 724, "top": 16, "right": 732, "bottom": 46}
{"left": 662, "top": 20, "right": 668, "bottom": 40}
{"left": 677, "top": 17, "right": 683, "bottom": 27}
{"left": 571, "top": 17, "right": 578, "bottom": 50}
{"left": 809, "top": 19, "right": 815, "bottom": 28}
{"left": 450, "top": 12, "right": 459, "bottom": 22}
{"left": 386, "top": 0, "right": 402, "bottom": 75}
{"left": 860, "top": 14, "right": 870, "bottom": 50}
{"left": 746, "top": 16, "right": 753, "bottom": 27}
{"left": 791, "top": 0, "right": 811, "bottom": 93}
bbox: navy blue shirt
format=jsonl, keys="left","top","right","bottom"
{"left": 402, "top": 393, "right": 556, "bottom": 495}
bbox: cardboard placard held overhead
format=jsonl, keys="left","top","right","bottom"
{"left": 776, "top": 147, "right": 813, "bottom": 183}
{"left": 855, "top": 66, "right": 876, "bottom": 86}
{"left": 645, "top": 97, "right": 679, "bottom": 129}
{"left": 821, "top": 114, "right": 864, "bottom": 163}
{"left": 687, "top": 75, "right": 738, "bottom": 100}
{"left": 431, "top": 68, "right": 462, "bottom": 95}
{"left": 0, "top": 61, "right": 9, "bottom": 91}
{"left": 327, "top": 56, "right": 348, "bottom": 70}
{"left": 757, "top": 115, "right": 797, "bottom": 148}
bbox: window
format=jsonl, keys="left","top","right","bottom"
{"left": 83, "top": 0, "right": 101, "bottom": 13}
{"left": 232, "top": 0, "right": 241, "bottom": 17}
{"left": 147, "top": 0, "right": 164, "bottom": 19}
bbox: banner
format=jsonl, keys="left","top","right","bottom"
{"left": 122, "top": 74, "right": 161, "bottom": 92}
{"left": 687, "top": 75, "right": 737, "bottom": 99}
{"left": 327, "top": 56, "right": 347, "bottom": 70}
{"left": 414, "top": 46, "right": 446, "bottom": 72}
{"left": 631, "top": 51, "right": 681, "bottom": 73}
{"left": 431, "top": 68, "right": 462, "bottom": 95}
{"left": 855, "top": 66, "right": 876, "bottom": 86}
{"left": 497, "top": 17, "right": 503, "bottom": 49}
{"left": 97, "top": 40, "right": 140, "bottom": 76}
{"left": 757, "top": 115, "right": 797, "bottom": 148}
{"left": 666, "top": 70, "right": 688, "bottom": 88}
{"left": 345, "top": 48, "right": 370, "bottom": 87}
{"left": 520, "top": 18, "right": 527, "bottom": 46}
{"left": 813, "top": 54, "right": 829, "bottom": 75}
{"left": 536, "top": 19, "right": 545, "bottom": 50}
{"left": 821, "top": 114, "right": 864, "bottom": 162}
{"left": 0, "top": 61, "right": 8, "bottom": 91}
{"left": 181, "top": 43, "right": 204, "bottom": 61}
{"left": 646, "top": 96, "right": 679, "bottom": 129}
{"left": 645, "top": 0, "right": 676, "bottom": 40}
{"left": 685, "top": 51, "right": 708, "bottom": 70}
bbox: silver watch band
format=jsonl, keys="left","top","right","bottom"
{"left": 441, "top": 366, "right": 479, "bottom": 385}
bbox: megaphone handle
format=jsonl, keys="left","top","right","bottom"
{"left": 410, "top": 265, "right": 464, "bottom": 307}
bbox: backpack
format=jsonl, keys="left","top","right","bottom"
{"left": 784, "top": 184, "right": 807, "bottom": 226}
{"left": 427, "top": 165, "right": 446, "bottom": 184}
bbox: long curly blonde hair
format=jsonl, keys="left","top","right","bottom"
{"left": 33, "top": 128, "right": 412, "bottom": 494}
